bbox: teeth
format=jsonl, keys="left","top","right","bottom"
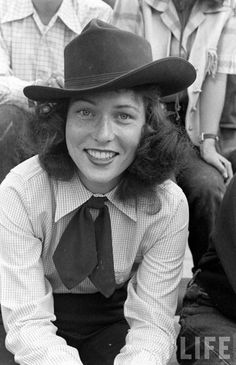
{"left": 87, "top": 149, "right": 116, "bottom": 160}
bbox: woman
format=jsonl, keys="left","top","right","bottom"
{"left": 112, "top": 0, "right": 236, "bottom": 269}
{"left": 0, "top": 20, "right": 196, "bottom": 365}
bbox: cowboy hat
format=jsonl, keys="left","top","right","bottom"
{"left": 24, "top": 19, "right": 196, "bottom": 101}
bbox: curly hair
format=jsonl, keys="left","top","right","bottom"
{"left": 0, "top": 104, "right": 34, "bottom": 183}
{"left": 25, "top": 86, "right": 192, "bottom": 201}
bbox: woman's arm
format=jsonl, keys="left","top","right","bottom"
{"left": 0, "top": 175, "right": 82, "bottom": 365}
{"left": 114, "top": 186, "right": 189, "bottom": 365}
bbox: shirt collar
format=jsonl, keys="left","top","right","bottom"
{"left": 57, "top": 0, "right": 82, "bottom": 35}
{"left": 54, "top": 175, "right": 137, "bottom": 223}
{"left": 2, "top": 0, "right": 34, "bottom": 23}
{"left": 2, "top": 0, "right": 81, "bottom": 34}
{"left": 144, "top": 0, "right": 170, "bottom": 12}
{"left": 144, "top": 0, "right": 232, "bottom": 14}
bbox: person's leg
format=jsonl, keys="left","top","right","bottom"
{"left": 176, "top": 148, "right": 226, "bottom": 269}
{"left": 79, "top": 318, "right": 129, "bottom": 365}
{"left": 226, "top": 148, "right": 236, "bottom": 174}
{"left": 54, "top": 285, "right": 129, "bottom": 365}
{"left": 177, "top": 282, "right": 236, "bottom": 364}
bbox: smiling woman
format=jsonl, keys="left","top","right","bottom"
{"left": 0, "top": 19, "right": 196, "bottom": 365}
{"left": 65, "top": 90, "right": 146, "bottom": 194}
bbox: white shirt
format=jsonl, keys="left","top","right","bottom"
{"left": 0, "top": 156, "right": 189, "bottom": 365}
{"left": 0, "top": 0, "right": 112, "bottom": 107}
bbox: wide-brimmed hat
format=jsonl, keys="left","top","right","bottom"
{"left": 24, "top": 19, "right": 196, "bottom": 102}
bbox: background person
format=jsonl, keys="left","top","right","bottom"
{"left": 112, "top": 0, "right": 236, "bottom": 268}
{"left": 0, "top": 20, "right": 196, "bottom": 365}
{"left": 0, "top": 0, "right": 112, "bottom": 108}
{"left": 177, "top": 173, "right": 236, "bottom": 364}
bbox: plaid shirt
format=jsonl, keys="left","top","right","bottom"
{"left": 112, "top": 0, "right": 236, "bottom": 145}
{"left": 0, "top": 156, "right": 188, "bottom": 365}
{"left": 0, "top": 0, "right": 112, "bottom": 107}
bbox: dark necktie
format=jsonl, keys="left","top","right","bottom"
{"left": 53, "top": 196, "right": 116, "bottom": 298}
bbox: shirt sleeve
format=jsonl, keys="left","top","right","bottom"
{"left": 217, "top": 11, "right": 236, "bottom": 74}
{"left": 0, "top": 175, "right": 83, "bottom": 365}
{"left": 114, "top": 195, "right": 189, "bottom": 365}
{"left": 111, "top": 0, "right": 144, "bottom": 36}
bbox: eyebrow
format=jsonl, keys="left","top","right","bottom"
{"left": 72, "top": 99, "right": 141, "bottom": 112}
{"left": 114, "top": 104, "right": 141, "bottom": 113}
{"left": 71, "top": 98, "right": 96, "bottom": 105}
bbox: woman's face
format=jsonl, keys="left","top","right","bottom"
{"left": 66, "top": 89, "right": 145, "bottom": 193}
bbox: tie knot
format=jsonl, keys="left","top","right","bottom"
{"left": 85, "top": 196, "right": 107, "bottom": 210}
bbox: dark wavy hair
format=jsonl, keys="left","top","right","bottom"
{"left": 0, "top": 104, "right": 33, "bottom": 183}
{"left": 25, "top": 86, "right": 192, "bottom": 201}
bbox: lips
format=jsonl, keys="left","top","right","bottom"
{"left": 85, "top": 149, "right": 118, "bottom": 161}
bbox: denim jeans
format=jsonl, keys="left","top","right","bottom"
{"left": 176, "top": 146, "right": 225, "bottom": 269}
{"left": 177, "top": 281, "right": 236, "bottom": 364}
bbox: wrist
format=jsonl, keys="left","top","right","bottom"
{"left": 199, "top": 133, "right": 219, "bottom": 144}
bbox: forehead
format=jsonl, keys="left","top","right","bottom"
{"left": 69, "top": 89, "right": 144, "bottom": 106}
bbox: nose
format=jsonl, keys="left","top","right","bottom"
{"left": 93, "top": 115, "right": 114, "bottom": 143}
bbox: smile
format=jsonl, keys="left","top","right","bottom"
{"left": 85, "top": 149, "right": 117, "bottom": 161}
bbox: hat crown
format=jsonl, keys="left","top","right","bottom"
{"left": 64, "top": 19, "right": 153, "bottom": 88}
{"left": 23, "top": 19, "right": 196, "bottom": 101}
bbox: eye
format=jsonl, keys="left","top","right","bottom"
{"left": 118, "top": 113, "right": 132, "bottom": 121}
{"left": 77, "top": 109, "right": 93, "bottom": 118}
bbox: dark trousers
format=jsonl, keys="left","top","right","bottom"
{"left": 177, "top": 282, "right": 236, "bottom": 364}
{"left": 166, "top": 103, "right": 226, "bottom": 270}
{"left": 0, "top": 286, "right": 129, "bottom": 365}
{"left": 176, "top": 146, "right": 225, "bottom": 270}
{"left": 54, "top": 286, "right": 129, "bottom": 365}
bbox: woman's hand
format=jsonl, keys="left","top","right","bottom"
{"left": 199, "top": 139, "right": 233, "bottom": 183}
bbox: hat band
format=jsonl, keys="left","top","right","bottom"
{"left": 65, "top": 71, "right": 128, "bottom": 89}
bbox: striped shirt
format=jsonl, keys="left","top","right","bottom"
{"left": 0, "top": 156, "right": 188, "bottom": 365}
{"left": 0, "top": 0, "right": 112, "bottom": 107}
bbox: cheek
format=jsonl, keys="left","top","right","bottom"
{"left": 121, "top": 126, "right": 143, "bottom": 156}
{"left": 66, "top": 120, "right": 85, "bottom": 150}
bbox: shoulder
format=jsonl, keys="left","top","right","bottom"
{"left": 157, "top": 179, "right": 188, "bottom": 214}
{"left": 138, "top": 179, "right": 188, "bottom": 217}
{"left": 135, "top": 180, "right": 189, "bottom": 250}
{"left": 0, "top": 156, "right": 53, "bottom": 204}
{"left": 6, "top": 155, "right": 48, "bottom": 183}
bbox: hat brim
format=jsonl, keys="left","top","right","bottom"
{"left": 24, "top": 57, "right": 196, "bottom": 102}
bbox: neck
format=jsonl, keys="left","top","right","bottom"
{"left": 32, "top": 0, "right": 63, "bottom": 25}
